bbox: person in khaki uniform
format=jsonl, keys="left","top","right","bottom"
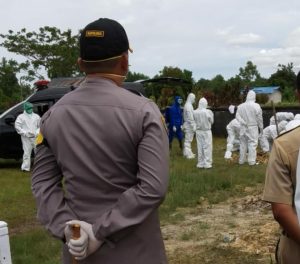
{"left": 263, "top": 71, "right": 300, "bottom": 264}
{"left": 31, "top": 18, "right": 169, "bottom": 264}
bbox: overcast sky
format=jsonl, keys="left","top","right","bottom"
{"left": 1, "top": 0, "right": 300, "bottom": 81}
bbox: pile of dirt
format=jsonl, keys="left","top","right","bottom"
{"left": 162, "top": 188, "right": 280, "bottom": 262}
{"left": 226, "top": 152, "right": 269, "bottom": 165}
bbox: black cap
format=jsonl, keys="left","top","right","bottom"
{"left": 80, "top": 18, "right": 130, "bottom": 62}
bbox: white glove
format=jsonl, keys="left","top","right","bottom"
{"left": 192, "top": 124, "right": 196, "bottom": 132}
{"left": 180, "top": 125, "right": 183, "bottom": 130}
{"left": 65, "top": 220, "right": 103, "bottom": 260}
{"left": 172, "top": 126, "right": 177, "bottom": 132}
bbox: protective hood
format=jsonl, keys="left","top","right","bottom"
{"left": 174, "top": 96, "right": 183, "bottom": 106}
{"left": 278, "top": 120, "right": 288, "bottom": 132}
{"left": 287, "top": 112, "right": 295, "bottom": 120}
{"left": 198, "top": 97, "right": 208, "bottom": 109}
{"left": 23, "top": 102, "right": 33, "bottom": 114}
{"left": 246, "top": 90, "right": 256, "bottom": 102}
{"left": 186, "top": 93, "right": 195, "bottom": 104}
{"left": 295, "top": 114, "right": 300, "bottom": 120}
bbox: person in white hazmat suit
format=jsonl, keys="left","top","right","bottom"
{"left": 193, "top": 97, "right": 214, "bottom": 168}
{"left": 285, "top": 113, "right": 300, "bottom": 131}
{"left": 182, "top": 93, "right": 196, "bottom": 159}
{"left": 224, "top": 118, "right": 241, "bottom": 159}
{"left": 269, "top": 112, "right": 294, "bottom": 125}
{"left": 236, "top": 90, "right": 263, "bottom": 165}
{"left": 14, "top": 102, "right": 40, "bottom": 171}
{"left": 259, "top": 120, "right": 288, "bottom": 152}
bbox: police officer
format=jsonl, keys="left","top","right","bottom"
{"left": 32, "top": 18, "right": 169, "bottom": 264}
{"left": 263, "top": 71, "right": 300, "bottom": 263}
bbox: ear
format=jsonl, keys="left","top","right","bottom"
{"left": 120, "top": 53, "right": 129, "bottom": 74}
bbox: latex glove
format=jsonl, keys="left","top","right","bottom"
{"left": 180, "top": 125, "right": 183, "bottom": 130}
{"left": 64, "top": 222, "right": 88, "bottom": 259}
{"left": 172, "top": 126, "right": 177, "bottom": 132}
{"left": 66, "top": 220, "right": 103, "bottom": 260}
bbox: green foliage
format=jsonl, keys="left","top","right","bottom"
{"left": 256, "top": 94, "right": 269, "bottom": 105}
{"left": 238, "top": 61, "right": 261, "bottom": 86}
{"left": 0, "top": 27, "right": 80, "bottom": 79}
{"left": 125, "top": 71, "right": 149, "bottom": 82}
{"left": 157, "top": 66, "right": 194, "bottom": 84}
{"left": 145, "top": 66, "right": 194, "bottom": 108}
{"left": 0, "top": 58, "right": 32, "bottom": 111}
{"left": 269, "top": 63, "right": 296, "bottom": 90}
{"left": 282, "top": 86, "right": 297, "bottom": 102}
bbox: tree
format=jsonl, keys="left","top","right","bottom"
{"left": 238, "top": 61, "right": 261, "bottom": 86}
{"left": 0, "top": 27, "right": 80, "bottom": 79}
{"left": 268, "top": 63, "right": 297, "bottom": 102}
{"left": 156, "top": 66, "right": 194, "bottom": 84}
{"left": 268, "top": 63, "right": 296, "bottom": 89}
{"left": 0, "top": 58, "right": 32, "bottom": 111}
{"left": 125, "top": 71, "right": 149, "bottom": 82}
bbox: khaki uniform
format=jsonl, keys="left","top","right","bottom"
{"left": 32, "top": 77, "right": 169, "bottom": 264}
{"left": 263, "top": 126, "right": 300, "bottom": 264}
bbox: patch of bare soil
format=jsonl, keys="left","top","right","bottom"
{"left": 162, "top": 186, "right": 280, "bottom": 263}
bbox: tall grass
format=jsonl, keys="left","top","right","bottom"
{"left": 0, "top": 137, "right": 267, "bottom": 263}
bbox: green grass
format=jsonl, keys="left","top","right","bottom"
{"left": 160, "top": 137, "right": 266, "bottom": 222}
{"left": 0, "top": 137, "right": 268, "bottom": 263}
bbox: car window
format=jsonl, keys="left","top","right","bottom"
{"left": 32, "top": 101, "right": 55, "bottom": 117}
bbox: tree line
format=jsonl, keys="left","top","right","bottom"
{"left": 0, "top": 27, "right": 298, "bottom": 111}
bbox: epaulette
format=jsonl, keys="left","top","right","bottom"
{"left": 276, "top": 125, "right": 300, "bottom": 139}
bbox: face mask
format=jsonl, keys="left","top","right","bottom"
{"left": 25, "top": 108, "right": 33, "bottom": 114}
{"left": 178, "top": 98, "right": 183, "bottom": 105}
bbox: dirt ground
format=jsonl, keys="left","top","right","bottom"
{"left": 162, "top": 186, "right": 280, "bottom": 263}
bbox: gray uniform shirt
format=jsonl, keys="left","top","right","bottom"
{"left": 32, "top": 77, "right": 169, "bottom": 264}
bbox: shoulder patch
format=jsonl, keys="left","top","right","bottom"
{"left": 35, "top": 132, "right": 44, "bottom": 145}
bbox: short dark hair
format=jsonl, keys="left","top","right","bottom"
{"left": 297, "top": 71, "right": 300, "bottom": 91}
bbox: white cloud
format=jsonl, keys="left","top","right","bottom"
{"left": 217, "top": 28, "right": 263, "bottom": 46}
{"left": 227, "top": 33, "right": 263, "bottom": 45}
{"left": 1, "top": 0, "right": 300, "bottom": 80}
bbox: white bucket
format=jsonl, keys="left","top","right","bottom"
{"left": 0, "top": 221, "right": 12, "bottom": 264}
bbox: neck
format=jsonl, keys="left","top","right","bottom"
{"left": 88, "top": 73, "right": 126, "bottom": 86}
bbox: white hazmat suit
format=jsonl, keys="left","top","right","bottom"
{"left": 236, "top": 90, "right": 263, "bottom": 165}
{"left": 183, "top": 93, "right": 196, "bottom": 159}
{"left": 259, "top": 120, "right": 287, "bottom": 152}
{"left": 15, "top": 103, "right": 40, "bottom": 171}
{"left": 224, "top": 118, "right": 241, "bottom": 159}
{"left": 269, "top": 112, "right": 294, "bottom": 125}
{"left": 285, "top": 114, "right": 300, "bottom": 131}
{"left": 193, "top": 98, "right": 214, "bottom": 168}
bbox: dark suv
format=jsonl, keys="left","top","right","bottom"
{"left": 0, "top": 78, "right": 145, "bottom": 160}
